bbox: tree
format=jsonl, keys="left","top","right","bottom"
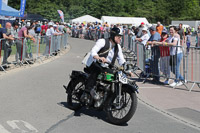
{"left": 6, "top": 0, "right": 200, "bottom": 24}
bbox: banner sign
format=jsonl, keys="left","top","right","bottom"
{"left": 19, "top": 0, "right": 26, "bottom": 17}
{"left": 57, "top": 10, "right": 64, "bottom": 22}
{"left": 2, "top": 0, "right": 8, "bottom": 5}
{"left": 0, "top": 0, "right": 2, "bottom": 12}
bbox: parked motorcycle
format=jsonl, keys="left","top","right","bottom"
{"left": 63, "top": 61, "right": 139, "bottom": 125}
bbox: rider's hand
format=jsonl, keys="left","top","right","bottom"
{"left": 98, "top": 57, "right": 107, "bottom": 63}
{"left": 129, "top": 72, "right": 134, "bottom": 78}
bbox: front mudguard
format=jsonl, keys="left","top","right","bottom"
{"left": 63, "top": 70, "right": 88, "bottom": 94}
{"left": 122, "top": 83, "right": 139, "bottom": 94}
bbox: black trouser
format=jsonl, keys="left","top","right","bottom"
{"left": 86, "top": 62, "right": 113, "bottom": 91}
{"left": 151, "top": 46, "right": 160, "bottom": 81}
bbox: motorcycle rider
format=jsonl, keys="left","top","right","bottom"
{"left": 85, "top": 27, "right": 132, "bottom": 100}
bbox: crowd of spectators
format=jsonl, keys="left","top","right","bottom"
{"left": 0, "top": 19, "right": 199, "bottom": 87}
{"left": 0, "top": 20, "right": 70, "bottom": 69}
{"left": 69, "top": 21, "right": 199, "bottom": 87}
{"left": 134, "top": 22, "right": 195, "bottom": 87}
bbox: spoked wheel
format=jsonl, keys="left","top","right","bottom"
{"left": 67, "top": 79, "right": 85, "bottom": 111}
{"left": 107, "top": 87, "right": 137, "bottom": 125}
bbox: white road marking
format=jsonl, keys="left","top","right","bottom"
{"left": 7, "top": 120, "right": 38, "bottom": 132}
{"left": 7, "top": 120, "right": 20, "bottom": 130}
{"left": 140, "top": 87, "right": 161, "bottom": 88}
{"left": 0, "top": 124, "right": 11, "bottom": 133}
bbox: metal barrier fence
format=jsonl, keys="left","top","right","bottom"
{"left": 186, "top": 46, "right": 200, "bottom": 91}
{"left": 70, "top": 30, "right": 200, "bottom": 91}
{"left": 72, "top": 29, "right": 110, "bottom": 40}
{"left": 124, "top": 37, "right": 200, "bottom": 91}
{"left": 141, "top": 44, "right": 186, "bottom": 83}
{"left": 136, "top": 42, "right": 145, "bottom": 72}
{"left": 0, "top": 33, "right": 68, "bottom": 72}
{"left": 121, "top": 34, "right": 129, "bottom": 49}
{"left": 196, "top": 33, "right": 200, "bottom": 47}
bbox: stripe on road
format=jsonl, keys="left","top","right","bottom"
{"left": 0, "top": 125, "right": 10, "bottom": 133}
{"left": 140, "top": 87, "right": 161, "bottom": 88}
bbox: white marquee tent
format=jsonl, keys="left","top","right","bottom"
{"left": 70, "top": 15, "right": 102, "bottom": 24}
{"left": 101, "top": 16, "right": 149, "bottom": 27}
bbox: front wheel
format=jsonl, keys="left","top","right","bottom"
{"left": 106, "top": 87, "right": 137, "bottom": 125}
{"left": 67, "top": 78, "right": 85, "bottom": 111}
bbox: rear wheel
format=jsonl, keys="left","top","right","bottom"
{"left": 67, "top": 78, "right": 85, "bottom": 111}
{"left": 107, "top": 87, "right": 137, "bottom": 125}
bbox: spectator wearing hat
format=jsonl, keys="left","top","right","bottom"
{"left": 135, "top": 27, "right": 150, "bottom": 46}
{"left": 137, "top": 22, "right": 145, "bottom": 38}
{"left": 45, "top": 22, "right": 59, "bottom": 56}
{"left": 147, "top": 26, "right": 162, "bottom": 84}
{"left": 156, "top": 22, "right": 164, "bottom": 36}
{"left": 66, "top": 24, "right": 72, "bottom": 35}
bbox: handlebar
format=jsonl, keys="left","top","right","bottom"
{"left": 97, "top": 59, "right": 137, "bottom": 79}
{"left": 97, "top": 59, "right": 124, "bottom": 72}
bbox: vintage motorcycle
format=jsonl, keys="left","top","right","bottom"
{"left": 63, "top": 61, "right": 139, "bottom": 125}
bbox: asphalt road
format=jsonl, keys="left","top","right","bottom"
{"left": 0, "top": 37, "right": 199, "bottom": 133}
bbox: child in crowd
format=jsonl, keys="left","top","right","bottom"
{"left": 186, "top": 30, "right": 191, "bottom": 53}
{"left": 159, "top": 30, "right": 170, "bottom": 84}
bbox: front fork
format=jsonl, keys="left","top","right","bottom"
{"left": 115, "top": 82, "right": 123, "bottom": 109}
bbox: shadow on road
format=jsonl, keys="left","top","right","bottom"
{"left": 58, "top": 102, "right": 128, "bottom": 126}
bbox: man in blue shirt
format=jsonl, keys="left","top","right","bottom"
{"left": 147, "top": 26, "right": 162, "bottom": 84}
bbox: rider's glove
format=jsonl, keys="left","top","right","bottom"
{"left": 109, "top": 64, "right": 114, "bottom": 69}
{"left": 123, "top": 62, "right": 128, "bottom": 71}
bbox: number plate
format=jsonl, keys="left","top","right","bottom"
{"left": 118, "top": 71, "right": 128, "bottom": 84}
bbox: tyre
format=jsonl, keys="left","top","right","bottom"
{"left": 106, "top": 87, "right": 137, "bottom": 125}
{"left": 67, "top": 78, "right": 85, "bottom": 111}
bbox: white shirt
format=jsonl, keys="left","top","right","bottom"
{"left": 167, "top": 35, "right": 182, "bottom": 55}
{"left": 46, "top": 27, "right": 55, "bottom": 36}
{"left": 28, "top": 29, "right": 36, "bottom": 37}
{"left": 90, "top": 39, "right": 126, "bottom": 66}
{"left": 140, "top": 33, "right": 150, "bottom": 45}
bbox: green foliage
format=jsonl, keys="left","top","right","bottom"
{"left": 7, "top": 0, "right": 200, "bottom": 24}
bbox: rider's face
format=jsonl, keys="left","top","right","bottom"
{"left": 114, "top": 35, "right": 122, "bottom": 44}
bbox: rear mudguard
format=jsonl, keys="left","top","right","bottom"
{"left": 122, "top": 83, "right": 139, "bottom": 94}
{"left": 70, "top": 70, "right": 89, "bottom": 79}
{"left": 63, "top": 70, "right": 89, "bottom": 94}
